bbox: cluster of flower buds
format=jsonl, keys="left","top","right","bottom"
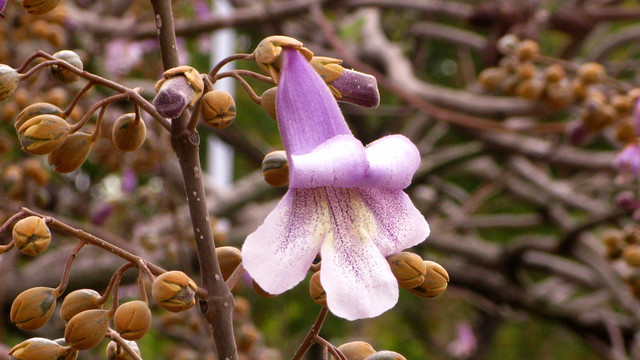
{"left": 599, "top": 228, "right": 640, "bottom": 299}
{"left": 332, "top": 341, "right": 407, "bottom": 360}
{"left": 387, "top": 252, "right": 449, "bottom": 298}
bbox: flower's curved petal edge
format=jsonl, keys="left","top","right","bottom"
{"left": 277, "top": 48, "right": 352, "bottom": 155}
{"left": 242, "top": 189, "right": 328, "bottom": 295}
{"left": 357, "top": 187, "right": 429, "bottom": 257}
{"left": 362, "top": 134, "right": 421, "bottom": 189}
{"left": 289, "top": 134, "right": 368, "bottom": 188}
{"left": 319, "top": 188, "right": 398, "bottom": 320}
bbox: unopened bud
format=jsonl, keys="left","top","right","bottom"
{"left": 387, "top": 252, "right": 427, "bottom": 289}
{"left": 515, "top": 79, "right": 544, "bottom": 100}
{"left": 623, "top": 245, "right": 640, "bottom": 267}
{"left": 12, "top": 216, "right": 51, "bottom": 256}
{"left": 478, "top": 67, "right": 507, "bottom": 91}
{"left": 333, "top": 341, "right": 376, "bottom": 360}
{"left": 60, "top": 289, "right": 102, "bottom": 323}
{"left": 408, "top": 261, "right": 449, "bottom": 298}
{"left": 17, "top": 114, "right": 70, "bottom": 155}
{"left": 112, "top": 113, "right": 146, "bottom": 152}
{"left": 9, "top": 338, "right": 76, "bottom": 360}
{"left": 544, "top": 64, "right": 566, "bottom": 83}
{"left": 515, "top": 40, "right": 539, "bottom": 61}
{"left": 0, "top": 64, "right": 19, "bottom": 102}
{"left": 602, "top": 229, "right": 623, "bottom": 250}
{"left": 363, "top": 351, "right": 407, "bottom": 360}
{"left": 14, "top": 102, "right": 64, "bottom": 131}
{"left": 50, "top": 51, "right": 83, "bottom": 84}
{"left": 11, "top": 287, "right": 57, "bottom": 330}
{"left": 113, "top": 300, "right": 152, "bottom": 340}
{"left": 578, "top": 62, "right": 606, "bottom": 84}
{"left": 260, "top": 87, "right": 277, "bottom": 120}
{"left": 152, "top": 271, "right": 197, "bottom": 312}
{"left": 106, "top": 340, "right": 140, "bottom": 360}
{"left": 327, "top": 68, "right": 380, "bottom": 108}
{"left": 64, "top": 309, "right": 110, "bottom": 350}
{"left": 22, "top": 0, "right": 61, "bottom": 14}
{"left": 309, "top": 271, "right": 326, "bottom": 307}
{"left": 496, "top": 34, "right": 519, "bottom": 54}
{"left": 48, "top": 132, "right": 93, "bottom": 173}
{"left": 216, "top": 246, "right": 242, "bottom": 281}
{"left": 153, "top": 66, "right": 204, "bottom": 119}
{"left": 545, "top": 82, "right": 574, "bottom": 109}
{"left": 262, "top": 151, "right": 289, "bottom": 187}
{"left": 201, "top": 90, "right": 236, "bottom": 129}
{"left": 615, "top": 118, "right": 636, "bottom": 144}
{"left": 253, "top": 36, "right": 313, "bottom": 82}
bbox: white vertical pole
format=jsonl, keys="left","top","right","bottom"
{"left": 208, "top": 0, "right": 235, "bottom": 188}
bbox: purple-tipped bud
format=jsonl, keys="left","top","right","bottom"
{"left": 153, "top": 76, "right": 195, "bottom": 119}
{"left": 566, "top": 120, "right": 591, "bottom": 146}
{"left": 330, "top": 69, "right": 380, "bottom": 108}
{"left": 615, "top": 191, "right": 639, "bottom": 212}
{"left": 616, "top": 143, "right": 640, "bottom": 178}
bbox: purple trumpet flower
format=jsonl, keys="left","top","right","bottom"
{"left": 242, "top": 48, "right": 429, "bottom": 320}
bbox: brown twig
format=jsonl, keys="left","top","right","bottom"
{"left": 106, "top": 329, "right": 144, "bottom": 360}
{"left": 54, "top": 241, "right": 86, "bottom": 296}
{"left": 291, "top": 307, "right": 329, "bottom": 360}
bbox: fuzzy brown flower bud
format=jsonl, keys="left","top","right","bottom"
{"left": 153, "top": 66, "right": 204, "bottom": 119}
{"left": 544, "top": 64, "right": 566, "bottom": 83}
{"left": 363, "top": 351, "right": 407, "bottom": 360}
{"left": 309, "top": 271, "right": 326, "bottom": 307}
{"left": 515, "top": 40, "right": 539, "bottom": 61}
{"left": 152, "top": 271, "right": 197, "bottom": 312}
{"left": 17, "top": 114, "right": 70, "bottom": 155}
{"left": 0, "top": 64, "right": 20, "bottom": 102}
{"left": 624, "top": 245, "right": 640, "bottom": 267}
{"left": 262, "top": 151, "right": 289, "bottom": 187}
{"left": 50, "top": 51, "right": 83, "bottom": 84}
{"left": 261, "top": 87, "right": 277, "bottom": 120}
{"left": 387, "top": 252, "right": 427, "bottom": 289}
{"left": 333, "top": 341, "right": 376, "bottom": 360}
{"left": 22, "top": 0, "right": 62, "bottom": 14}
{"left": 407, "top": 261, "right": 449, "bottom": 298}
{"left": 11, "top": 287, "right": 57, "bottom": 330}
{"left": 9, "top": 337, "right": 76, "bottom": 360}
{"left": 201, "top": 90, "right": 236, "bottom": 129}
{"left": 113, "top": 300, "right": 152, "bottom": 340}
{"left": 14, "top": 102, "right": 64, "bottom": 131}
{"left": 578, "top": 62, "right": 606, "bottom": 84}
{"left": 64, "top": 309, "right": 110, "bottom": 350}
{"left": 12, "top": 216, "right": 51, "bottom": 256}
{"left": 253, "top": 36, "right": 313, "bottom": 82}
{"left": 112, "top": 113, "right": 146, "bottom": 152}
{"left": 106, "top": 340, "right": 140, "bottom": 360}
{"left": 478, "top": 67, "right": 507, "bottom": 91}
{"left": 48, "top": 132, "right": 93, "bottom": 173}
{"left": 60, "top": 289, "right": 102, "bottom": 323}
{"left": 216, "top": 246, "right": 242, "bottom": 281}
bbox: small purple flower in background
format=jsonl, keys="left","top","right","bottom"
{"left": 447, "top": 323, "right": 477, "bottom": 359}
{"left": 121, "top": 167, "right": 138, "bottom": 194}
{"left": 242, "top": 48, "right": 429, "bottom": 320}
{"left": 615, "top": 143, "right": 640, "bottom": 179}
{"left": 104, "top": 39, "right": 156, "bottom": 77}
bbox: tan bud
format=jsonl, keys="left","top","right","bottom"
{"left": 112, "top": 113, "right": 146, "bottom": 152}
{"left": 544, "top": 82, "right": 574, "bottom": 109}
{"left": 363, "top": 351, "right": 407, "bottom": 360}
{"left": 253, "top": 36, "right": 313, "bottom": 82}
{"left": 478, "top": 67, "right": 507, "bottom": 91}
{"left": 262, "top": 151, "right": 289, "bottom": 187}
{"left": 201, "top": 90, "right": 236, "bottom": 129}
{"left": 9, "top": 338, "right": 76, "bottom": 360}
{"left": 496, "top": 34, "right": 520, "bottom": 55}
{"left": 261, "top": 87, "right": 278, "bottom": 120}
{"left": 623, "top": 245, "right": 640, "bottom": 267}
{"left": 152, "top": 271, "right": 197, "bottom": 312}
{"left": 515, "top": 79, "right": 544, "bottom": 101}
{"left": 252, "top": 280, "right": 276, "bottom": 298}
{"left": 22, "top": 0, "right": 62, "bottom": 14}
{"left": 0, "top": 64, "right": 20, "bottom": 102}
{"left": 154, "top": 66, "right": 204, "bottom": 107}
{"left": 64, "top": 309, "right": 110, "bottom": 350}
{"left": 499, "top": 75, "right": 520, "bottom": 96}
{"left": 572, "top": 79, "right": 589, "bottom": 101}
{"left": 106, "top": 340, "right": 140, "bottom": 360}
{"left": 387, "top": 252, "right": 427, "bottom": 289}
{"left": 602, "top": 229, "right": 623, "bottom": 250}
{"left": 60, "top": 289, "right": 102, "bottom": 323}
{"left": 12, "top": 216, "right": 51, "bottom": 256}
{"left": 625, "top": 229, "right": 640, "bottom": 244}
{"left": 578, "top": 62, "right": 606, "bottom": 84}
{"left": 628, "top": 88, "right": 640, "bottom": 102}
{"left": 11, "top": 287, "right": 57, "bottom": 330}
{"left": 408, "top": 261, "right": 449, "bottom": 298}
{"left": 612, "top": 95, "right": 634, "bottom": 115}
{"left": 333, "top": 341, "right": 376, "bottom": 360}
{"left": 113, "top": 300, "right": 152, "bottom": 341}
{"left": 48, "top": 132, "right": 93, "bottom": 173}
{"left": 543, "top": 64, "right": 565, "bottom": 83}
{"left": 615, "top": 118, "right": 636, "bottom": 144}
{"left": 216, "top": 246, "right": 242, "bottom": 281}
{"left": 50, "top": 50, "right": 83, "bottom": 84}
{"left": 17, "top": 114, "right": 70, "bottom": 155}
{"left": 14, "top": 102, "right": 64, "bottom": 131}
{"left": 516, "top": 62, "right": 536, "bottom": 80}
{"left": 515, "top": 40, "right": 539, "bottom": 61}
{"left": 309, "top": 271, "right": 326, "bottom": 307}
{"left": 22, "top": 158, "right": 50, "bottom": 186}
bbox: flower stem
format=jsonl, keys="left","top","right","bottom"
{"left": 291, "top": 307, "right": 330, "bottom": 360}
{"left": 54, "top": 241, "right": 86, "bottom": 296}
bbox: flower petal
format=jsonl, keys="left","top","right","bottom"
{"left": 319, "top": 188, "right": 398, "bottom": 320}
{"left": 362, "top": 135, "right": 420, "bottom": 189}
{"left": 356, "top": 187, "right": 429, "bottom": 257}
{"left": 277, "top": 48, "right": 352, "bottom": 155}
{"left": 289, "top": 134, "right": 368, "bottom": 188}
{"left": 242, "top": 189, "right": 329, "bottom": 294}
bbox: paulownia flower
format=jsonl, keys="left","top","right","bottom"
{"left": 242, "top": 47, "right": 429, "bottom": 320}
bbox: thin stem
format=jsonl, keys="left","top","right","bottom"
{"left": 89, "top": 105, "right": 107, "bottom": 142}
{"left": 19, "top": 60, "right": 59, "bottom": 80}
{"left": 215, "top": 69, "right": 275, "bottom": 84}
{"left": 137, "top": 267, "right": 148, "bottom": 304}
{"left": 187, "top": 95, "right": 203, "bottom": 132}
{"left": 0, "top": 211, "right": 26, "bottom": 235}
{"left": 219, "top": 71, "right": 262, "bottom": 104}
{"left": 99, "top": 263, "right": 136, "bottom": 305}
{"left": 225, "top": 262, "right": 245, "bottom": 290}
{"left": 54, "top": 241, "right": 86, "bottom": 296}
{"left": 109, "top": 263, "right": 134, "bottom": 315}
{"left": 71, "top": 92, "right": 131, "bottom": 133}
{"left": 63, "top": 81, "right": 95, "bottom": 117}
{"left": 291, "top": 307, "right": 330, "bottom": 360}
{"left": 106, "top": 329, "right": 144, "bottom": 360}
{"left": 16, "top": 52, "right": 47, "bottom": 73}
{"left": 208, "top": 53, "right": 253, "bottom": 79}
{"left": 315, "top": 336, "right": 347, "bottom": 360}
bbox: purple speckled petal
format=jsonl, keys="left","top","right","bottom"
{"left": 319, "top": 187, "right": 398, "bottom": 320}
{"left": 289, "top": 134, "right": 368, "bottom": 188}
{"left": 242, "top": 189, "right": 327, "bottom": 295}
{"left": 277, "top": 48, "right": 351, "bottom": 155}
{"left": 330, "top": 69, "right": 380, "bottom": 108}
{"left": 355, "top": 187, "right": 429, "bottom": 257}
{"left": 362, "top": 135, "right": 420, "bottom": 189}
